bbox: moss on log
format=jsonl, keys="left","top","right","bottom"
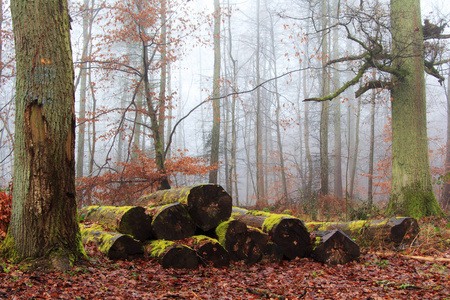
{"left": 306, "top": 217, "right": 420, "bottom": 248}
{"left": 80, "top": 224, "right": 144, "bottom": 260}
{"left": 137, "top": 184, "right": 232, "bottom": 231}
{"left": 190, "top": 235, "right": 230, "bottom": 268}
{"left": 231, "top": 209, "right": 311, "bottom": 259}
{"left": 147, "top": 203, "right": 196, "bottom": 240}
{"left": 79, "top": 206, "right": 152, "bottom": 241}
{"left": 147, "top": 240, "right": 198, "bottom": 269}
{"left": 310, "top": 229, "right": 360, "bottom": 265}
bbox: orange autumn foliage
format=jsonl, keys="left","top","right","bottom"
{"left": 0, "top": 190, "right": 12, "bottom": 240}
{"left": 76, "top": 151, "right": 216, "bottom": 207}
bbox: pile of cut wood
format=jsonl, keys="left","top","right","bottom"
{"left": 79, "top": 184, "right": 420, "bottom": 269}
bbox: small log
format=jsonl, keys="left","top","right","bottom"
{"left": 137, "top": 184, "right": 232, "bottom": 231}
{"left": 80, "top": 224, "right": 144, "bottom": 260}
{"left": 310, "top": 229, "right": 360, "bottom": 265}
{"left": 190, "top": 235, "right": 230, "bottom": 267}
{"left": 261, "top": 242, "right": 283, "bottom": 263}
{"left": 306, "top": 217, "right": 420, "bottom": 248}
{"left": 232, "top": 209, "right": 311, "bottom": 259}
{"left": 79, "top": 205, "right": 152, "bottom": 241}
{"left": 147, "top": 203, "right": 196, "bottom": 240}
{"left": 215, "top": 219, "right": 248, "bottom": 262}
{"left": 214, "top": 220, "right": 268, "bottom": 264}
{"left": 147, "top": 240, "right": 198, "bottom": 269}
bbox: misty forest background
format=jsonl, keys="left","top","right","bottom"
{"left": 0, "top": 0, "right": 449, "bottom": 219}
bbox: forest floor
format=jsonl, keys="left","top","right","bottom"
{"left": 0, "top": 217, "right": 449, "bottom": 300}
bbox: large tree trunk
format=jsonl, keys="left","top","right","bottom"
{"left": 79, "top": 205, "right": 153, "bottom": 242}
{"left": 137, "top": 184, "right": 232, "bottom": 231}
{"left": 80, "top": 224, "right": 144, "bottom": 260}
{"left": 7, "top": 0, "right": 85, "bottom": 268}
{"left": 306, "top": 217, "right": 420, "bottom": 249}
{"left": 387, "top": 0, "right": 443, "bottom": 218}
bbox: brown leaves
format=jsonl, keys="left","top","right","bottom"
{"left": 0, "top": 190, "right": 11, "bottom": 239}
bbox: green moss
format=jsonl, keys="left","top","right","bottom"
{"left": 0, "top": 234, "right": 19, "bottom": 262}
{"left": 148, "top": 240, "right": 175, "bottom": 258}
{"left": 192, "top": 235, "right": 216, "bottom": 244}
{"left": 262, "top": 215, "right": 288, "bottom": 232}
{"left": 215, "top": 221, "right": 231, "bottom": 246}
{"left": 387, "top": 183, "right": 445, "bottom": 219}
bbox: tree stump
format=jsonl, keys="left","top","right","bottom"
{"left": 310, "top": 229, "right": 360, "bottom": 265}
{"left": 306, "top": 217, "right": 420, "bottom": 248}
{"left": 79, "top": 205, "right": 152, "bottom": 241}
{"left": 190, "top": 235, "right": 230, "bottom": 268}
{"left": 232, "top": 210, "right": 311, "bottom": 259}
{"left": 80, "top": 224, "right": 144, "bottom": 260}
{"left": 147, "top": 203, "right": 196, "bottom": 240}
{"left": 137, "top": 184, "right": 232, "bottom": 231}
{"left": 147, "top": 240, "right": 198, "bottom": 269}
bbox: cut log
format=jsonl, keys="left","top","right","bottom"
{"left": 214, "top": 220, "right": 268, "bottom": 265}
{"left": 80, "top": 224, "right": 144, "bottom": 260}
{"left": 79, "top": 205, "right": 152, "bottom": 241}
{"left": 261, "top": 242, "right": 283, "bottom": 263}
{"left": 137, "top": 184, "right": 232, "bottom": 231}
{"left": 215, "top": 219, "right": 248, "bottom": 262}
{"left": 147, "top": 240, "right": 198, "bottom": 269}
{"left": 190, "top": 235, "right": 230, "bottom": 268}
{"left": 232, "top": 209, "right": 311, "bottom": 259}
{"left": 310, "top": 229, "right": 360, "bottom": 265}
{"left": 147, "top": 203, "right": 196, "bottom": 240}
{"left": 306, "top": 217, "right": 420, "bottom": 248}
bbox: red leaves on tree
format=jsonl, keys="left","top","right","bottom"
{"left": 0, "top": 190, "right": 12, "bottom": 239}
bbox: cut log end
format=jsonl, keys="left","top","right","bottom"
{"left": 270, "top": 218, "right": 311, "bottom": 259}
{"left": 149, "top": 203, "right": 196, "bottom": 240}
{"left": 311, "top": 229, "right": 360, "bottom": 265}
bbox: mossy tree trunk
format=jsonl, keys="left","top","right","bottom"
{"left": 8, "top": 0, "right": 85, "bottom": 267}
{"left": 387, "top": 0, "right": 444, "bottom": 218}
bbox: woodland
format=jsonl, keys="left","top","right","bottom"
{"left": 0, "top": 0, "right": 450, "bottom": 298}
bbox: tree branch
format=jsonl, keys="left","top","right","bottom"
{"left": 355, "top": 80, "right": 392, "bottom": 98}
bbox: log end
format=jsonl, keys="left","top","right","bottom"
{"left": 311, "top": 229, "right": 360, "bottom": 265}
{"left": 150, "top": 203, "right": 196, "bottom": 240}
{"left": 269, "top": 217, "right": 311, "bottom": 259}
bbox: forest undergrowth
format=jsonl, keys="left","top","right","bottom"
{"left": 0, "top": 188, "right": 449, "bottom": 299}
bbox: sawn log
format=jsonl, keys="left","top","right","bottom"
{"left": 80, "top": 224, "right": 144, "bottom": 260}
{"left": 147, "top": 203, "right": 196, "bottom": 240}
{"left": 306, "top": 217, "right": 420, "bottom": 248}
{"left": 79, "top": 205, "right": 152, "bottom": 241}
{"left": 147, "top": 240, "right": 198, "bottom": 269}
{"left": 310, "top": 229, "right": 360, "bottom": 265}
{"left": 137, "top": 184, "right": 232, "bottom": 231}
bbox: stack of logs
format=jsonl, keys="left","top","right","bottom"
{"left": 79, "top": 184, "right": 420, "bottom": 269}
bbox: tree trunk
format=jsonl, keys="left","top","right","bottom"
{"left": 442, "top": 74, "right": 450, "bottom": 210}
{"left": 319, "top": 0, "right": 330, "bottom": 196}
{"left": 137, "top": 184, "right": 232, "bottom": 231}
{"left": 189, "top": 235, "right": 230, "bottom": 267}
{"left": 8, "top": 0, "right": 85, "bottom": 268}
{"left": 311, "top": 229, "right": 360, "bottom": 265}
{"left": 79, "top": 205, "right": 153, "bottom": 242}
{"left": 147, "top": 203, "right": 196, "bottom": 240}
{"left": 80, "top": 224, "right": 144, "bottom": 260}
{"left": 232, "top": 209, "right": 311, "bottom": 259}
{"left": 387, "top": 0, "right": 443, "bottom": 218}
{"left": 147, "top": 240, "right": 198, "bottom": 269}
{"left": 368, "top": 90, "right": 376, "bottom": 205}
{"left": 306, "top": 217, "right": 420, "bottom": 249}
{"left": 349, "top": 97, "right": 361, "bottom": 199}
{"left": 209, "top": 0, "right": 221, "bottom": 184}
{"left": 255, "top": 0, "right": 266, "bottom": 208}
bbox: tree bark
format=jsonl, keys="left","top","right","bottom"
{"left": 147, "top": 203, "right": 196, "bottom": 240}
{"left": 147, "top": 240, "right": 198, "bottom": 269}
{"left": 8, "top": 0, "right": 85, "bottom": 267}
{"left": 79, "top": 205, "right": 153, "bottom": 242}
{"left": 80, "top": 224, "right": 144, "bottom": 260}
{"left": 306, "top": 217, "right": 420, "bottom": 248}
{"left": 137, "top": 184, "right": 232, "bottom": 231}
{"left": 311, "top": 229, "right": 360, "bottom": 265}
{"left": 209, "top": 0, "right": 221, "bottom": 184}
{"left": 387, "top": 0, "right": 443, "bottom": 217}
{"left": 232, "top": 209, "right": 311, "bottom": 259}
{"left": 442, "top": 74, "right": 450, "bottom": 210}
